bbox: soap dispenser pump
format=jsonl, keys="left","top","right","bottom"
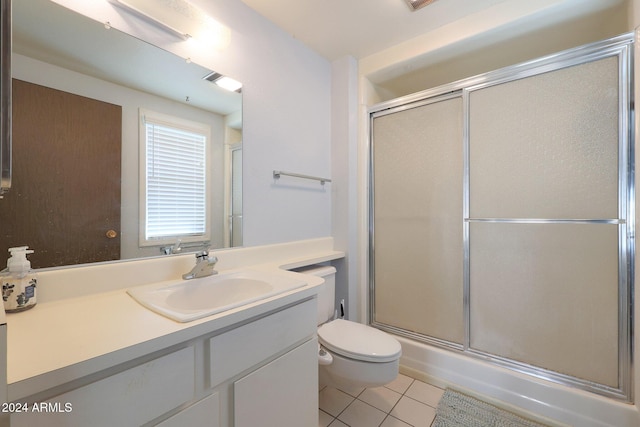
{"left": 1, "top": 246, "right": 37, "bottom": 312}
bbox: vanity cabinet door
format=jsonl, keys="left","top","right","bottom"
{"left": 234, "top": 338, "right": 318, "bottom": 427}
{"left": 11, "top": 346, "right": 195, "bottom": 427}
{"left": 156, "top": 392, "right": 220, "bottom": 427}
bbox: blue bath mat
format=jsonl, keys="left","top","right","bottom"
{"left": 433, "top": 388, "right": 551, "bottom": 427}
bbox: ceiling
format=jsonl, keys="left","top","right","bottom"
{"left": 17, "top": 0, "right": 626, "bottom": 108}
{"left": 240, "top": 0, "right": 625, "bottom": 61}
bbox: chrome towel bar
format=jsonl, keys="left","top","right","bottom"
{"left": 273, "top": 170, "right": 331, "bottom": 185}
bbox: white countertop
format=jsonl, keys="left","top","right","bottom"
{"left": 6, "top": 239, "right": 343, "bottom": 401}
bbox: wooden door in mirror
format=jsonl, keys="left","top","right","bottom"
{"left": 0, "top": 79, "right": 122, "bottom": 268}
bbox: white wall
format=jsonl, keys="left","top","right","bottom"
{"left": 50, "top": 0, "right": 333, "bottom": 248}
{"left": 177, "top": 0, "right": 333, "bottom": 247}
{"left": 330, "top": 56, "right": 359, "bottom": 319}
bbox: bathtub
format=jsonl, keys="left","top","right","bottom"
{"left": 396, "top": 335, "right": 639, "bottom": 427}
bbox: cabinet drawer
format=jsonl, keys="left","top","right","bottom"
{"left": 208, "top": 298, "right": 316, "bottom": 387}
{"left": 11, "top": 346, "right": 195, "bottom": 427}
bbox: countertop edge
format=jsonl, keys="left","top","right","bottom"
{"left": 7, "top": 247, "right": 344, "bottom": 401}
{"left": 8, "top": 280, "right": 322, "bottom": 402}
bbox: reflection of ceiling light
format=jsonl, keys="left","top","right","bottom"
{"left": 109, "top": 0, "right": 192, "bottom": 40}
{"left": 215, "top": 77, "right": 242, "bottom": 92}
{"left": 203, "top": 72, "right": 242, "bottom": 93}
{"left": 109, "top": 0, "right": 230, "bottom": 48}
{"left": 405, "top": 0, "right": 437, "bottom": 11}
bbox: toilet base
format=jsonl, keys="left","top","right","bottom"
{"left": 319, "top": 350, "right": 399, "bottom": 389}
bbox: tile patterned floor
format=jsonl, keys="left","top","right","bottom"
{"left": 319, "top": 374, "right": 444, "bottom": 427}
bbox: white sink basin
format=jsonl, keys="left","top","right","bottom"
{"left": 127, "top": 269, "right": 307, "bottom": 322}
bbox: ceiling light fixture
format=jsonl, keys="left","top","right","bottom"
{"left": 203, "top": 72, "right": 242, "bottom": 93}
{"left": 405, "top": 0, "right": 437, "bottom": 11}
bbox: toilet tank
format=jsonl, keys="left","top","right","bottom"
{"left": 295, "top": 265, "right": 336, "bottom": 325}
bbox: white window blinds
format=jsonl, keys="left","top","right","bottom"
{"left": 141, "top": 110, "right": 210, "bottom": 243}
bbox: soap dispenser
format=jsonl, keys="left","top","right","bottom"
{"left": 1, "top": 246, "right": 37, "bottom": 312}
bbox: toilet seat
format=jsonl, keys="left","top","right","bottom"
{"left": 318, "top": 319, "right": 401, "bottom": 363}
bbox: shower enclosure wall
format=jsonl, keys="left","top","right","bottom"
{"left": 369, "top": 33, "right": 634, "bottom": 401}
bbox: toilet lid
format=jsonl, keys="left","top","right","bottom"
{"left": 317, "top": 319, "right": 401, "bottom": 363}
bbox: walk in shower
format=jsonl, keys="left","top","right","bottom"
{"left": 368, "top": 33, "right": 634, "bottom": 401}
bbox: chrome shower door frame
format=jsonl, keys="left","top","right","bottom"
{"left": 368, "top": 32, "right": 635, "bottom": 401}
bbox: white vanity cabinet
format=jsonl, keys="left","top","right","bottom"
{"left": 156, "top": 393, "right": 221, "bottom": 427}
{"left": 209, "top": 299, "right": 318, "bottom": 426}
{"left": 10, "top": 297, "right": 318, "bottom": 427}
{"left": 234, "top": 339, "right": 318, "bottom": 427}
{"left": 10, "top": 346, "right": 197, "bottom": 427}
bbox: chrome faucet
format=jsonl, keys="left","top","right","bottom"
{"left": 182, "top": 249, "right": 218, "bottom": 280}
{"left": 161, "top": 239, "right": 182, "bottom": 255}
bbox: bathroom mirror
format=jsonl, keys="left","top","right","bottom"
{"left": 0, "top": 0, "right": 243, "bottom": 268}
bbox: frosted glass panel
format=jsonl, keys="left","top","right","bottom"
{"left": 469, "top": 222, "right": 619, "bottom": 387}
{"left": 372, "top": 97, "right": 463, "bottom": 344}
{"left": 369, "top": 35, "right": 631, "bottom": 398}
{"left": 469, "top": 56, "right": 619, "bottom": 219}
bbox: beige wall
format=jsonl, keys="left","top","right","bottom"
{"left": 360, "top": 0, "right": 629, "bottom": 101}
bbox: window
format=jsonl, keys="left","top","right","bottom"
{"left": 139, "top": 109, "right": 211, "bottom": 246}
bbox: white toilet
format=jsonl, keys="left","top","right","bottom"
{"left": 302, "top": 265, "right": 402, "bottom": 389}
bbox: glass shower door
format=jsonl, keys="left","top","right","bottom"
{"left": 371, "top": 94, "right": 464, "bottom": 346}
{"left": 466, "top": 54, "right": 627, "bottom": 391}
{"left": 369, "top": 33, "right": 633, "bottom": 400}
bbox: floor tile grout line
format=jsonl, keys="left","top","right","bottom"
{"left": 348, "top": 378, "right": 418, "bottom": 427}
{"left": 388, "top": 377, "right": 443, "bottom": 427}
{"left": 401, "top": 392, "right": 441, "bottom": 410}
{"left": 387, "top": 378, "right": 414, "bottom": 411}
{"left": 336, "top": 392, "right": 391, "bottom": 426}
{"left": 321, "top": 386, "right": 359, "bottom": 424}
{"left": 383, "top": 378, "right": 419, "bottom": 427}
{"left": 331, "top": 390, "right": 358, "bottom": 424}
{"left": 321, "top": 376, "right": 444, "bottom": 427}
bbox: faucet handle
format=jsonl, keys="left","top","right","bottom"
{"left": 195, "top": 248, "right": 209, "bottom": 258}
{"left": 196, "top": 249, "right": 218, "bottom": 265}
{"left": 160, "top": 239, "right": 182, "bottom": 255}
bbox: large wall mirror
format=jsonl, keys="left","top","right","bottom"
{"left": 1, "top": 0, "right": 243, "bottom": 268}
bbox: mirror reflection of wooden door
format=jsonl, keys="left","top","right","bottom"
{"left": 0, "top": 79, "right": 121, "bottom": 268}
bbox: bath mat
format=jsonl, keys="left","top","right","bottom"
{"left": 432, "top": 388, "right": 551, "bottom": 427}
